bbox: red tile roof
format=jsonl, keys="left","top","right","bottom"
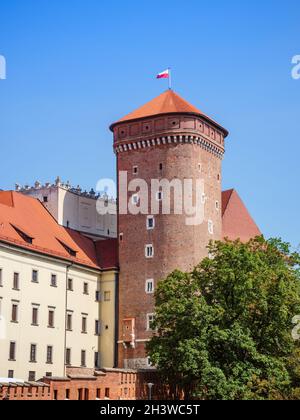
{"left": 0, "top": 191, "right": 117, "bottom": 270}
{"left": 111, "top": 90, "right": 228, "bottom": 136}
{"left": 222, "top": 189, "right": 261, "bottom": 242}
{"left": 95, "top": 239, "right": 118, "bottom": 270}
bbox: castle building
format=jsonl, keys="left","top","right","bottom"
{"left": 0, "top": 191, "right": 118, "bottom": 381}
{"left": 110, "top": 90, "right": 260, "bottom": 369}
{"left": 17, "top": 179, "right": 117, "bottom": 240}
{"left": 0, "top": 89, "right": 261, "bottom": 396}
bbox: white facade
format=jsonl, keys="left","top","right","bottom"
{"left": 17, "top": 179, "right": 117, "bottom": 240}
{"left": 0, "top": 243, "right": 117, "bottom": 381}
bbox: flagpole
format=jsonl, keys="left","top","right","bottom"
{"left": 168, "top": 67, "right": 172, "bottom": 90}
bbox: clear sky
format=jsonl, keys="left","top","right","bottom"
{"left": 0, "top": 0, "right": 299, "bottom": 247}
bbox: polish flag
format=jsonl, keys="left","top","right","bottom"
{"left": 156, "top": 69, "right": 170, "bottom": 79}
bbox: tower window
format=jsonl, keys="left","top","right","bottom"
{"left": 133, "top": 166, "right": 138, "bottom": 175}
{"left": 215, "top": 201, "right": 219, "bottom": 211}
{"left": 146, "top": 313, "right": 155, "bottom": 331}
{"left": 208, "top": 220, "right": 214, "bottom": 235}
{"left": 132, "top": 193, "right": 139, "bottom": 205}
{"left": 145, "top": 244, "right": 154, "bottom": 258}
{"left": 145, "top": 279, "right": 154, "bottom": 294}
{"left": 43, "top": 196, "right": 48, "bottom": 203}
{"left": 159, "top": 163, "right": 163, "bottom": 171}
{"left": 156, "top": 191, "right": 163, "bottom": 201}
{"left": 198, "top": 163, "right": 202, "bottom": 172}
{"left": 119, "top": 233, "right": 124, "bottom": 241}
{"left": 147, "top": 216, "right": 155, "bottom": 230}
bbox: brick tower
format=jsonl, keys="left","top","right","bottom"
{"left": 110, "top": 90, "right": 228, "bottom": 368}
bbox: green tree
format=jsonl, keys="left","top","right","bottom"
{"left": 147, "top": 237, "right": 300, "bottom": 400}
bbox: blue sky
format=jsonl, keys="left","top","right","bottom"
{"left": 0, "top": 0, "right": 299, "bottom": 247}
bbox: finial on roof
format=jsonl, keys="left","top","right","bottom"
{"left": 55, "top": 176, "right": 61, "bottom": 186}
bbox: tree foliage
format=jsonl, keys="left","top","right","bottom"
{"left": 147, "top": 237, "right": 300, "bottom": 400}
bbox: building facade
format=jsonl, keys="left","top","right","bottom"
{"left": 0, "top": 191, "right": 118, "bottom": 381}
{"left": 17, "top": 179, "right": 117, "bottom": 240}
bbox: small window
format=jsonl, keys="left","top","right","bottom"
{"left": 95, "top": 320, "right": 101, "bottom": 336}
{"left": 81, "top": 350, "right": 86, "bottom": 367}
{"left": 104, "top": 291, "right": 111, "bottom": 302}
{"left": 28, "top": 371, "right": 36, "bottom": 382}
{"left": 94, "top": 351, "right": 100, "bottom": 368}
{"left": 133, "top": 166, "right": 138, "bottom": 175}
{"left": 82, "top": 316, "right": 87, "bottom": 333}
{"left": 50, "top": 274, "right": 57, "bottom": 287}
{"left": 9, "top": 341, "right": 16, "bottom": 360}
{"left": 217, "top": 174, "right": 220, "bottom": 181}
{"left": 147, "top": 313, "right": 155, "bottom": 331}
{"left": 105, "top": 388, "right": 110, "bottom": 399}
{"left": 131, "top": 193, "right": 139, "bottom": 205}
{"left": 119, "top": 233, "right": 123, "bottom": 242}
{"left": 198, "top": 163, "right": 202, "bottom": 172}
{"left": 43, "top": 196, "right": 48, "bottom": 203}
{"left": 13, "top": 272, "right": 19, "bottom": 290}
{"left": 145, "top": 244, "right": 154, "bottom": 259}
{"left": 48, "top": 309, "right": 55, "bottom": 328}
{"left": 11, "top": 303, "right": 18, "bottom": 322}
{"left": 8, "top": 370, "right": 14, "bottom": 379}
{"left": 30, "top": 344, "right": 37, "bottom": 363}
{"left": 32, "top": 270, "right": 38, "bottom": 283}
{"left": 145, "top": 279, "right": 154, "bottom": 294}
{"left": 46, "top": 372, "right": 52, "bottom": 378}
{"left": 159, "top": 163, "right": 163, "bottom": 171}
{"left": 32, "top": 307, "right": 39, "bottom": 326}
{"left": 215, "top": 201, "right": 219, "bottom": 211}
{"left": 208, "top": 220, "right": 214, "bottom": 235}
{"left": 156, "top": 191, "right": 163, "bottom": 201}
{"left": 201, "top": 193, "right": 206, "bottom": 204}
{"left": 96, "top": 389, "right": 101, "bottom": 399}
{"left": 147, "top": 216, "right": 155, "bottom": 230}
{"left": 67, "top": 278, "right": 73, "bottom": 291}
{"left": 65, "top": 389, "right": 70, "bottom": 399}
{"left": 95, "top": 290, "right": 101, "bottom": 302}
{"left": 66, "top": 348, "right": 71, "bottom": 366}
{"left": 83, "top": 282, "right": 89, "bottom": 295}
{"left": 67, "top": 313, "right": 72, "bottom": 331}
{"left": 46, "top": 346, "right": 53, "bottom": 364}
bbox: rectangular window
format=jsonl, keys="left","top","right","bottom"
{"left": 30, "top": 344, "right": 37, "bottom": 363}
{"left": 104, "top": 291, "right": 111, "bottom": 302}
{"left": 94, "top": 352, "right": 100, "bottom": 368}
{"left": 65, "top": 389, "right": 70, "bottom": 400}
{"left": 145, "top": 279, "right": 154, "bottom": 294}
{"left": 9, "top": 342, "right": 16, "bottom": 360}
{"left": 48, "top": 309, "right": 55, "bottom": 328}
{"left": 96, "top": 388, "right": 101, "bottom": 399}
{"left": 95, "top": 290, "right": 100, "bottom": 302}
{"left": 0, "top": 268, "right": 3, "bottom": 286}
{"left": 81, "top": 350, "right": 86, "bottom": 367}
{"left": 32, "top": 307, "right": 39, "bottom": 326}
{"left": 13, "top": 272, "right": 19, "bottom": 290}
{"left": 83, "top": 282, "right": 89, "bottom": 295}
{"left": 8, "top": 370, "right": 14, "bottom": 379}
{"left": 156, "top": 191, "right": 163, "bottom": 201}
{"left": 67, "top": 278, "right": 73, "bottom": 291}
{"left": 133, "top": 166, "right": 138, "bottom": 175}
{"left": 50, "top": 274, "right": 57, "bottom": 287}
{"left": 147, "top": 216, "right": 155, "bottom": 230}
{"left": 45, "top": 372, "right": 52, "bottom": 377}
{"left": 105, "top": 388, "right": 110, "bottom": 399}
{"left": 46, "top": 346, "right": 53, "bottom": 364}
{"left": 159, "top": 163, "right": 163, "bottom": 171}
{"left": 28, "top": 371, "right": 36, "bottom": 382}
{"left": 32, "top": 270, "right": 38, "bottom": 283}
{"left": 11, "top": 303, "right": 18, "bottom": 322}
{"left": 95, "top": 320, "right": 100, "bottom": 336}
{"left": 145, "top": 244, "right": 154, "bottom": 258}
{"left": 66, "top": 348, "right": 71, "bottom": 366}
{"left": 82, "top": 316, "right": 87, "bottom": 333}
{"left": 147, "top": 313, "right": 155, "bottom": 331}
{"left": 67, "top": 313, "right": 72, "bottom": 331}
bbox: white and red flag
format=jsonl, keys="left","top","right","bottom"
{"left": 156, "top": 69, "right": 170, "bottom": 79}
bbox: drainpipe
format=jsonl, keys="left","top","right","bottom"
{"left": 64, "top": 262, "right": 73, "bottom": 377}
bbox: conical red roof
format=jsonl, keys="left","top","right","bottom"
{"left": 111, "top": 90, "right": 228, "bottom": 136}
